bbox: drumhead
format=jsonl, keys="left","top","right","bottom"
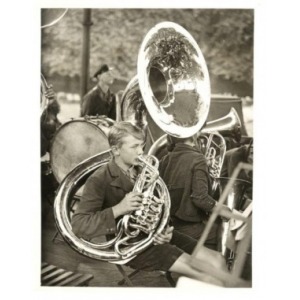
{"left": 50, "top": 119, "right": 110, "bottom": 183}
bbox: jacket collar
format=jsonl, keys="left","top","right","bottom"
{"left": 107, "top": 159, "right": 133, "bottom": 192}
{"left": 172, "top": 143, "right": 202, "bottom": 154}
{"left": 96, "top": 84, "right": 110, "bottom": 97}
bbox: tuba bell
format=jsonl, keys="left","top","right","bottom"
{"left": 53, "top": 22, "right": 211, "bottom": 264}
{"left": 121, "top": 21, "right": 211, "bottom": 140}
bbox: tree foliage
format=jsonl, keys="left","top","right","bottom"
{"left": 42, "top": 9, "right": 253, "bottom": 86}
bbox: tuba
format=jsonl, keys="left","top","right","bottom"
{"left": 53, "top": 22, "right": 211, "bottom": 264}
{"left": 121, "top": 22, "right": 241, "bottom": 189}
{"left": 121, "top": 22, "right": 211, "bottom": 141}
{"left": 148, "top": 107, "right": 242, "bottom": 194}
{"left": 54, "top": 150, "right": 170, "bottom": 263}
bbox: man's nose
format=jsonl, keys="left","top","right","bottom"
{"left": 137, "top": 146, "right": 144, "bottom": 155}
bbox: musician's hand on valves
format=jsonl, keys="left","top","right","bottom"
{"left": 153, "top": 226, "right": 174, "bottom": 245}
{"left": 112, "top": 192, "right": 143, "bottom": 218}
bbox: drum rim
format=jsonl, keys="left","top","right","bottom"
{"left": 49, "top": 118, "right": 109, "bottom": 183}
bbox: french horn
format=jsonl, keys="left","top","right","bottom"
{"left": 53, "top": 22, "right": 211, "bottom": 264}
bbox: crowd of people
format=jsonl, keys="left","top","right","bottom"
{"left": 41, "top": 63, "right": 253, "bottom": 287}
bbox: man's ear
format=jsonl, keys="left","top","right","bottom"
{"left": 111, "top": 145, "right": 119, "bottom": 156}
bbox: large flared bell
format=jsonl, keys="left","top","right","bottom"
{"left": 137, "top": 22, "right": 211, "bottom": 138}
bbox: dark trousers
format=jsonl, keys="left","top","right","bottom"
{"left": 172, "top": 217, "right": 219, "bottom": 250}
{"left": 126, "top": 230, "right": 197, "bottom": 272}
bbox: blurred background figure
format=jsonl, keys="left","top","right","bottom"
{"left": 80, "top": 64, "right": 116, "bottom": 119}
{"left": 41, "top": 84, "right": 60, "bottom": 209}
{"left": 41, "top": 85, "right": 61, "bottom": 157}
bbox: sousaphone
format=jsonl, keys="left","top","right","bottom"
{"left": 122, "top": 22, "right": 211, "bottom": 140}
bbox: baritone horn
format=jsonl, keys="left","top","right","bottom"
{"left": 53, "top": 22, "right": 211, "bottom": 264}
{"left": 199, "top": 107, "right": 242, "bottom": 193}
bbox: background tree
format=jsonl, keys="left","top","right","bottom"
{"left": 41, "top": 9, "right": 253, "bottom": 97}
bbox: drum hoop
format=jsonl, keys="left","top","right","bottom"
{"left": 49, "top": 118, "right": 110, "bottom": 183}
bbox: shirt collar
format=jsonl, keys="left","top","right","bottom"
{"left": 172, "top": 143, "right": 201, "bottom": 154}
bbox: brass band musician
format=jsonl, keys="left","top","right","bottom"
{"left": 71, "top": 122, "right": 227, "bottom": 284}
{"left": 159, "top": 135, "right": 231, "bottom": 250}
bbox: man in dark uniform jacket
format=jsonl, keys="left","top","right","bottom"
{"left": 81, "top": 64, "right": 116, "bottom": 119}
{"left": 159, "top": 135, "right": 231, "bottom": 250}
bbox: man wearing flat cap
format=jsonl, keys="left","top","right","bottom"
{"left": 81, "top": 64, "right": 116, "bottom": 119}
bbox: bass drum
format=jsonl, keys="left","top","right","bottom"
{"left": 50, "top": 117, "right": 114, "bottom": 189}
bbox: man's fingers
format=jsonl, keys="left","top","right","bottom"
{"left": 153, "top": 237, "right": 163, "bottom": 245}
{"left": 129, "top": 195, "right": 143, "bottom": 203}
{"left": 154, "top": 234, "right": 169, "bottom": 245}
{"left": 128, "top": 191, "right": 143, "bottom": 196}
{"left": 164, "top": 226, "right": 174, "bottom": 234}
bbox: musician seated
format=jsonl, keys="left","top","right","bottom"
{"left": 81, "top": 64, "right": 116, "bottom": 119}
{"left": 159, "top": 135, "right": 231, "bottom": 250}
{"left": 71, "top": 122, "right": 227, "bottom": 284}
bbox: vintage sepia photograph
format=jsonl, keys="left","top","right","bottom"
{"left": 4, "top": 0, "right": 300, "bottom": 297}
{"left": 40, "top": 7, "right": 253, "bottom": 288}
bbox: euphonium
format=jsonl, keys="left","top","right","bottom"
{"left": 199, "top": 107, "right": 242, "bottom": 194}
{"left": 54, "top": 151, "right": 170, "bottom": 264}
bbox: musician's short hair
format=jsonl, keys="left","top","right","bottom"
{"left": 108, "top": 121, "right": 145, "bottom": 148}
{"left": 166, "top": 134, "right": 199, "bottom": 152}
